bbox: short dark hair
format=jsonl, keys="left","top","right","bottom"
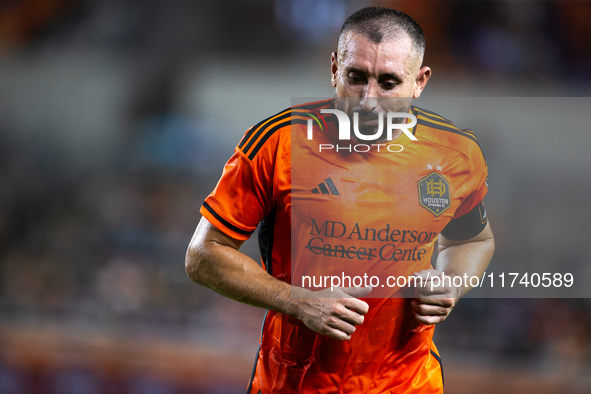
{"left": 339, "top": 7, "right": 425, "bottom": 57}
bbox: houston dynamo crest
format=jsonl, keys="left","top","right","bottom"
{"left": 418, "top": 172, "right": 451, "bottom": 216}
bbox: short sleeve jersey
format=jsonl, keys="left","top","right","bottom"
{"left": 200, "top": 99, "right": 488, "bottom": 393}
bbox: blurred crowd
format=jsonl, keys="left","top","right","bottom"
{"left": 1, "top": 0, "right": 591, "bottom": 393}
{"left": 1, "top": 0, "right": 590, "bottom": 83}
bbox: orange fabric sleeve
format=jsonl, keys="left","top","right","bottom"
{"left": 200, "top": 142, "right": 275, "bottom": 241}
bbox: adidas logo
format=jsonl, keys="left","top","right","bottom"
{"left": 311, "top": 177, "right": 340, "bottom": 195}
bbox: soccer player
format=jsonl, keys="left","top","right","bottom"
{"left": 185, "top": 7, "right": 494, "bottom": 393}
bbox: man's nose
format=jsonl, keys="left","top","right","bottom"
{"left": 360, "top": 80, "right": 378, "bottom": 112}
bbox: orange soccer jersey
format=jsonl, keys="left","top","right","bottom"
{"left": 200, "top": 99, "right": 488, "bottom": 393}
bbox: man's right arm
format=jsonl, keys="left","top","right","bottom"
{"left": 185, "top": 216, "right": 371, "bottom": 341}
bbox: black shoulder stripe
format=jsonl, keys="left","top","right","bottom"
{"left": 292, "top": 100, "right": 338, "bottom": 123}
{"left": 292, "top": 107, "right": 339, "bottom": 126}
{"left": 241, "top": 111, "right": 292, "bottom": 153}
{"left": 461, "top": 128, "right": 476, "bottom": 137}
{"left": 246, "top": 119, "right": 290, "bottom": 160}
{"left": 239, "top": 109, "right": 290, "bottom": 150}
{"left": 242, "top": 101, "right": 335, "bottom": 160}
{"left": 242, "top": 106, "right": 318, "bottom": 152}
{"left": 413, "top": 106, "right": 455, "bottom": 125}
{"left": 247, "top": 119, "right": 308, "bottom": 160}
{"left": 202, "top": 201, "right": 253, "bottom": 236}
{"left": 417, "top": 119, "right": 479, "bottom": 145}
{"left": 239, "top": 109, "right": 287, "bottom": 150}
{"left": 415, "top": 110, "right": 455, "bottom": 127}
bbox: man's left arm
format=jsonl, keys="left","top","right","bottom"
{"left": 411, "top": 219, "right": 495, "bottom": 325}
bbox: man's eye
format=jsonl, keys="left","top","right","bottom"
{"left": 380, "top": 81, "right": 397, "bottom": 90}
{"left": 348, "top": 75, "right": 364, "bottom": 84}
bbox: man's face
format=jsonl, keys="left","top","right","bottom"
{"left": 331, "top": 31, "right": 431, "bottom": 141}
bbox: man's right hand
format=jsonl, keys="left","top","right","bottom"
{"left": 187, "top": 218, "right": 372, "bottom": 341}
{"left": 292, "top": 286, "right": 372, "bottom": 341}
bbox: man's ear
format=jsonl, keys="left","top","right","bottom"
{"left": 413, "top": 66, "right": 431, "bottom": 98}
{"left": 331, "top": 51, "right": 338, "bottom": 88}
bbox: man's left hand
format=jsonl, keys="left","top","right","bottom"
{"left": 411, "top": 269, "right": 461, "bottom": 325}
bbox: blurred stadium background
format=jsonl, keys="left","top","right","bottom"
{"left": 1, "top": 0, "right": 590, "bottom": 393}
